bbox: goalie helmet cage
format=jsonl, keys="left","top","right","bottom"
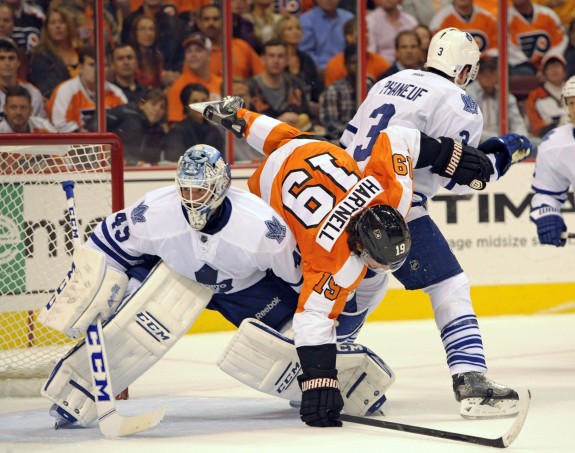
{"left": 0, "top": 133, "right": 124, "bottom": 396}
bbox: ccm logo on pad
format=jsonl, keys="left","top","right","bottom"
{"left": 136, "top": 311, "right": 171, "bottom": 342}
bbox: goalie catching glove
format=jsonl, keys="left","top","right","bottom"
{"left": 426, "top": 136, "right": 494, "bottom": 190}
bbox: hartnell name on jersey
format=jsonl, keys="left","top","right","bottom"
{"left": 317, "top": 176, "right": 383, "bottom": 252}
{"left": 378, "top": 81, "right": 428, "bottom": 101}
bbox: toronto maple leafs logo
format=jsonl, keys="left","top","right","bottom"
{"left": 265, "top": 216, "right": 286, "bottom": 243}
{"left": 195, "top": 264, "right": 233, "bottom": 293}
{"left": 461, "top": 93, "right": 478, "bottom": 115}
{"left": 131, "top": 201, "right": 149, "bottom": 224}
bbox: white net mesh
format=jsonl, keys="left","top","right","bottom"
{"left": 0, "top": 137, "right": 122, "bottom": 394}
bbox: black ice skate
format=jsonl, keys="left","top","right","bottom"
{"left": 453, "top": 372, "right": 520, "bottom": 419}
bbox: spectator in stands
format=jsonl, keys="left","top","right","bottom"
{"left": 243, "top": 0, "right": 281, "bottom": 53}
{"left": 164, "top": 83, "right": 224, "bottom": 162}
{"left": 429, "top": 0, "right": 498, "bottom": 55}
{"left": 402, "top": 0, "right": 446, "bottom": 26}
{"left": 248, "top": 39, "right": 311, "bottom": 129}
{"left": 28, "top": 6, "right": 79, "bottom": 99}
{"left": 231, "top": 0, "right": 257, "bottom": 49}
{"left": 320, "top": 45, "right": 372, "bottom": 142}
{"left": 5, "top": 0, "right": 44, "bottom": 55}
{"left": 414, "top": 24, "right": 431, "bottom": 66}
{"left": 378, "top": 30, "right": 422, "bottom": 80}
{"left": 276, "top": 14, "right": 322, "bottom": 116}
{"left": 122, "top": 0, "right": 186, "bottom": 73}
{"left": 566, "top": 19, "right": 575, "bottom": 79}
{"left": 108, "top": 44, "right": 148, "bottom": 104}
{"left": 324, "top": 18, "right": 389, "bottom": 88}
{"left": 0, "top": 85, "right": 55, "bottom": 133}
{"left": 195, "top": 4, "right": 264, "bottom": 81}
{"left": 525, "top": 53, "right": 567, "bottom": 137}
{"left": 129, "top": 14, "right": 164, "bottom": 88}
{"left": 167, "top": 32, "right": 222, "bottom": 124}
{"left": 508, "top": 0, "right": 567, "bottom": 75}
{"left": 46, "top": 46, "right": 127, "bottom": 132}
{"left": 465, "top": 56, "right": 529, "bottom": 142}
{"left": 532, "top": 0, "right": 575, "bottom": 28}
{"left": 0, "top": 3, "right": 27, "bottom": 80}
{"left": 95, "top": 87, "right": 167, "bottom": 166}
{"left": 229, "top": 76, "right": 262, "bottom": 162}
{"left": 52, "top": 0, "right": 118, "bottom": 49}
{"left": 367, "top": 0, "right": 418, "bottom": 64}
{"left": 0, "top": 37, "right": 45, "bottom": 118}
{"left": 298, "top": 0, "right": 354, "bottom": 71}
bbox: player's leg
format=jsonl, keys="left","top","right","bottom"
{"left": 43, "top": 262, "right": 213, "bottom": 427}
{"left": 393, "top": 214, "right": 519, "bottom": 419}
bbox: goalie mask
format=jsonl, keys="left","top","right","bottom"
{"left": 349, "top": 205, "right": 411, "bottom": 274}
{"left": 176, "top": 144, "right": 231, "bottom": 230}
{"left": 425, "top": 27, "right": 480, "bottom": 88}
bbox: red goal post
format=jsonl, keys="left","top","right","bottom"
{"left": 0, "top": 133, "right": 124, "bottom": 396}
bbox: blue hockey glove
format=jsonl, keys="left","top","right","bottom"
{"left": 530, "top": 205, "right": 567, "bottom": 247}
{"left": 478, "top": 133, "right": 532, "bottom": 177}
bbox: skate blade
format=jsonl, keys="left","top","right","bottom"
{"left": 460, "top": 396, "right": 520, "bottom": 420}
{"left": 188, "top": 100, "right": 223, "bottom": 114}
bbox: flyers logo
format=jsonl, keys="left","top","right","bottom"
{"left": 518, "top": 32, "right": 551, "bottom": 58}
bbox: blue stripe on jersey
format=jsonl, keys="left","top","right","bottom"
{"left": 101, "top": 221, "right": 140, "bottom": 261}
{"left": 444, "top": 179, "right": 457, "bottom": 191}
{"left": 91, "top": 234, "right": 133, "bottom": 270}
{"left": 345, "top": 124, "right": 358, "bottom": 134}
{"left": 440, "top": 315, "right": 478, "bottom": 337}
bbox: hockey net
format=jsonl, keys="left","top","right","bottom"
{"left": 0, "top": 133, "right": 124, "bottom": 396}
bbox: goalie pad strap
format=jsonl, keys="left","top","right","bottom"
{"left": 42, "top": 262, "right": 213, "bottom": 426}
{"left": 38, "top": 245, "right": 129, "bottom": 338}
{"left": 217, "top": 318, "right": 395, "bottom": 416}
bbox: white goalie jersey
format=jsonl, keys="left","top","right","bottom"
{"left": 86, "top": 185, "right": 302, "bottom": 293}
{"left": 341, "top": 69, "right": 489, "bottom": 220}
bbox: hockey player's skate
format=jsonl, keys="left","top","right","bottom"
{"left": 49, "top": 403, "right": 79, "bottom": 429}
{"left": 453, "top": 372, "right": 520, "bottom": 419}
{"left": 188, "top": 96, "right": 246, "bottom": 138}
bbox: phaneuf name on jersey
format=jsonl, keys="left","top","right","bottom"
{"left": 377, "top": 80, "right": 428, "bottom": 102}
{"left": 317, "top": 176, "right": 383, "bottom": 252}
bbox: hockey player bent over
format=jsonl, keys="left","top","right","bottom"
{"left": 530, "top": 75, "right": 575, "bottom": 246}
{"left": 199, "top": 96, "right": 495, "bottom": 427}
{"left": 39, "top": 144, "right": 405, "bottom": 429}
{"left": 341, "top": 27, "right": 532, "bottom": 419}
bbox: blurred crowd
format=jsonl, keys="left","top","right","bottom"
{"left": 1, "top": 0, "right": 574, "bottom": 165}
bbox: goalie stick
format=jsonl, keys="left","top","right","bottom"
{"left": 61, "top": 180, "right": 166, "bottom": 436}
{"left": 339, "top": 390, "right": 531, "bottom": 449}
{"left": 561, "top": 232, "right": 575, "bottom": 239}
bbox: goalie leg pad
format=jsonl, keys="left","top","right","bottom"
{"left": 42, "top": 262, "right": 213, "bottom": 426}
{"left": 217, "top": 318, "right": 395, "bottom": 416}
{"left": 38, "top": 245, "right": 129, "bottom": 338}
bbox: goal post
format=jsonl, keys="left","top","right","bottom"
{"left": 0, "top": 133, "right": 124, "bottom": 396}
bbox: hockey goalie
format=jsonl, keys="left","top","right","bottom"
{"left": 38, "top": 144, "right": 396, "bottom": 429}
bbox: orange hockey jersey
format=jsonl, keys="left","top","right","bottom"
{"left": 429, "top": 4, "right": 498, "bottom": 55}
{"left": 240, "top": 108, "right": 415, "bottom": 348}
{"left": 508, "top": 4, "right": 568, "bottom": 69}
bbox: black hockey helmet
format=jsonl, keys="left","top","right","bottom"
{"left": 355, "top": 205, "right": 411, "bottom": 273}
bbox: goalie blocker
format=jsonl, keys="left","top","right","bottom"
{"left": 217, "top": 318, "right": 395, "bottom": 416}
{"left": 43, "top": 262, "right": 213, "bottom": 426}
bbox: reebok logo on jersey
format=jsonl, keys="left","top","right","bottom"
{"left": 255, "top": 296, "right": 281, "bottom": 320}
{"left": 317, "top": 176, "right": 383, "bottom": 252}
